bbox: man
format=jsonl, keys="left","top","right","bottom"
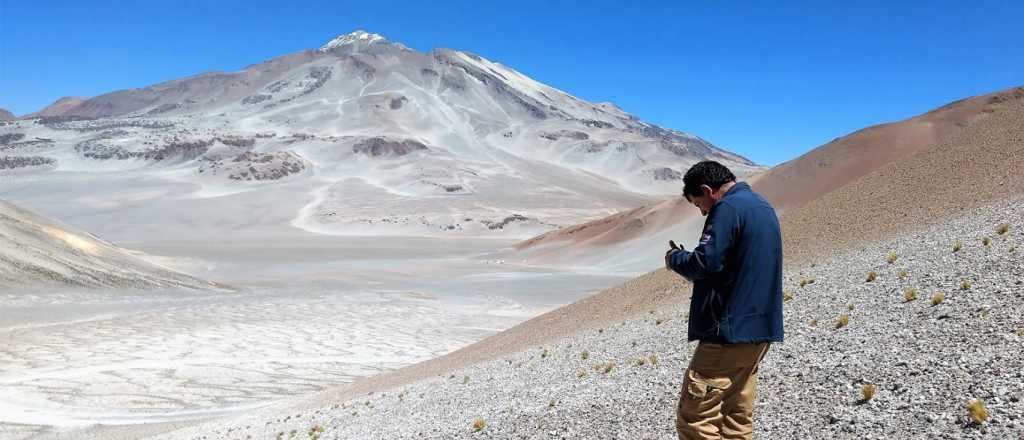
{"left": 664, "top": 160, "right": 783, "bottom": 440}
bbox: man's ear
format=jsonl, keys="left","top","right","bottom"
{"left": 700, "top": 184, "right": 714, "bottom": 198}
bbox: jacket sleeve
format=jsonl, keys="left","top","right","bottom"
{"left": 668, "top": 202, "right": 738, "bottom": 281}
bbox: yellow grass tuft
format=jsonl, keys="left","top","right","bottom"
{"left": 931, "top": 292, "right": 945, "bottom": 306}
{"left": 886, "top": 251, "right": 898, "bottom": 264}
{"left": 472, "top": 417, "right": 487, "bottom": 431}
{"left": 649, "top": 354, "right": 658, "bottom": 365}
{"left": 783, "top": 291, "right": 794, "bottom": 302}
{"left": 810, "top": 319, "right": 818, "bottom": 327}
{"left": 982, "top": 236, "right": 991, "bottom": 246}
{"left": 898, "top": 270, "right": 908, "bottom": 280}
{"left": 861, "top": 384, "right": 876, "bottom": 401}
{"left": 655, "top": 318, "right": 664, "bottom": 325}
{"left": 997, "top": 223, "right": 1010, "bottom": 235}
{"left": 633, "top": 357, "right": 646, "bottom": 367}
{"left": 594, "top": 362, "right": 615, "bottom": 374}
{"left": 953, "top": 240, "right": 962, "bottom": 252}
{"left": 1011, "top": 245, "right": 1017, "bottom": 253}
{"left": 576, "top": 369, "right": 587, "bottom": 378}
{"left": 960, "top": 279, "right": 971, "bottom": 290}
{"left": 866, "top": 271, "right": 877, "bottom": 282}
{"left": 308, "top": 425, "right": 325, "bottom": 440}
{"left": 903, "top": 287, "right": 918, "bottom": 302}
{"left": 580, "top": 351, "right": 589, "bottom": 360}
{"left": 799, "top": 277, "right": 815, "bottom": 287}
{"left": 835, "top": 314, "right": 849, "bottom": 329}
{"left": 967, "top": 399, "right": 989, "bottom": 424}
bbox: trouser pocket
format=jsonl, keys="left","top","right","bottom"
{"left": 683, "top": 368, "right": 733, "bottom": 400}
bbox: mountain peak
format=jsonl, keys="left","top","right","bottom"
{"left": 319, "top": 30, "right": 388, "bottom": 51}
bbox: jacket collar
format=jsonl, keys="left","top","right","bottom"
{"left": 723, "top": 181, "right": 750, "bottom": 198}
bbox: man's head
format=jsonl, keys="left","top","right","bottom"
{"left": 683, "top": 161, "right": 737, "bottom": 216}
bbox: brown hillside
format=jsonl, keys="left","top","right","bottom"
{"left": 515, "top": 87, "right": 1016, "bottom": 256}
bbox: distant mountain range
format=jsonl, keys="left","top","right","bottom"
{"left": 0, "top": 30, "right": 761, "bottom": 238}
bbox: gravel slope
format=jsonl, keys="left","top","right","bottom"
{"left": 153, "top": 196, "right": 1022, "bottom": 439}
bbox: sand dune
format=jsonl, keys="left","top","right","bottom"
{"left": 0, "top": 199, "right": 213, "bottom": 289}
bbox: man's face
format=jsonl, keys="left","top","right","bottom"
{"left": 686, "top": 185, "right": 715, "bottom": 216}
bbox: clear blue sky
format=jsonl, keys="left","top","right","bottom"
{"left": 2, "top": 0, "right": 1022, "bottom": 165}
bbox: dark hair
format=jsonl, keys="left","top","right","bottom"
{"left": 683, "top": 161, "right": 736, "bottom": 199}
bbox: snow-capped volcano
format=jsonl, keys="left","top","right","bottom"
{"left": 319, "top": 30, "right": 389, "bottom": 51}
{"left": 0, "top": 30, "right": 762, "bottom": 239}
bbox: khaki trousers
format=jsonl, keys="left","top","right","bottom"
{"left": 676, "top": 342, "right": 771, "bottom": 440}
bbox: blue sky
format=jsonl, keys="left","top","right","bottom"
{"left": 1, "top": 0, "right": 1021, "bottom": 165}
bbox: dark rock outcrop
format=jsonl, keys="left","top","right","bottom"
{"left": 0, "top": 156, "right": 56, "bottom": 169}
{"left": 352, "top": 137, "right": 428, "bottom": 157}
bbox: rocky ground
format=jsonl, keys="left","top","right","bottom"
{"left": 151, "top": 198, "right": 1022, "bottom": 439}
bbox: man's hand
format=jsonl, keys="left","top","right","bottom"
{"left": 665, "top": 240, "right": 683, "bottom": 270}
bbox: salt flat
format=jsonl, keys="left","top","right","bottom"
{"left": 0, "top": 236, "right": 629, "bottom": 438}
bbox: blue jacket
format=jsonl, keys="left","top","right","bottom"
{"left": 668, "top": 182, "right": 784, "bottom": 343}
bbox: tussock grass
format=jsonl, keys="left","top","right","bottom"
{"left": 649, "top": 354, "right": 658, "bottom": 365}
{"left": 960, "top": 279, "right": 972, "bottom": 290}
{"left": 594, "top": 362, "right": 615, "bottom": 374}
{"left": 655, "top": 318, "right": 664, "bottom": 325}
{"left": 903, "top": 287, "right": 918, "bottom": 302}
{"left": 810, "top": 319, "right": 818, "bottom": 327}
{"left": 886, "top": 251, "right": 898, "bottom": 264}
{"left": 861, "top": 384, "right": 877, "bottom": 401}
{"left": 576, "top": 369, "right": 586, "bottom": 378}
{"left": 783, "top": 291, "right": 794, "bottom": 302}
{"left": 540, "top": 349, "right": 548, "bottom": 359}
{"left": 472, "top": 418, "right": 487, "bottom": 431}
{"left": 931, "top": 292, "right": 945, "bottom": 306}
{"left": 1011, "top": 245, "right": 1017, "bottom": 253}
{"left": 580, "top": 351, "right": 589, "bottom": 360}
{"left": 983, "top": 237, "right": 991, "bottom": 246}
{"left": 633, "top": 357, "right": 646, "bottom": 367}
{"left": 953, "top": 240, "right": 962, "bottom": 252}
{"left": 967, "top": 399, "right": 989, "bottom": 424}
{"left": 799, "top": 277, "right": 815, "bottom": 287}
{"left": 997, "top": 223, "right": 1010, "bottom": 235}
{"left": 308, "top": 425, "right": 324, "bottom": 440}
{"left": 835, "top": 314, "right": 849, "bottom": 329}
{"left": 866, "top": 271, "right": 877, "bottom": 282}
